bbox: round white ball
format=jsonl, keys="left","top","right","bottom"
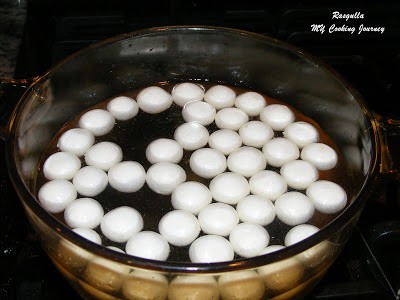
{"left": 72, "top": 228, "right": 102, "bottom": 245}
{"left": 189, "top": 235, "right": 234, "bottom": 263}
{"left": 57, "top": 128, "right": 95, "bottom": 157}
{"left": 171, "top": 181, "right": 212, "bottom": 215}
{"left": 38, "top": 179, "right": 77, "bottom": 213}
{"left": 306, "top": 180, "right": 347, "bottom": 214}
{"left": 234, "top": 91, "right": 267, "bottom": 117}
{"left": 107, "top": 246, "right": 125, "bottom": 253}
{"left": 208, "top": 129, "right": 242, "bottom": 155}
{"left": 72, "top": 166, "right": 108, "bottom": 197}
{"left": 182, "top": 100, "right": 216, "bottom": 125}
{"left": 125, "top": 231, "right": 170, "bottom": 261}
{"left": 262, "top": 137, "right": 299, "bottom": 167}
{"left": 172, "top": 82, "right": 205, "bottom": 107}
{"left": 249, "top": 170, "right": 287, "bottom": 201}
{"left": 64, "top": 197, "right": 104, "bottom": 229}
{"left": 146, "top": 162, "right": 186, "bottom": 195}
{"left": 174, "top": 122, "right": 209, "bottom": 151}
{"left": 107, "top": 96, "right": 139, "bottom": 121}
{"left": 275, "top": 192, "right": 315, "bottom": 226}
{"left": 100, "top": 206, "right": 144, "bottom": 243}
{"left": 158, "top": 210, "right": 200, "bottom": 246}
{"left": 239, "top": 121, "right": 274, "bottom": 148}
{"left": 43, "top": 151, "right": 81, "bottom": 180}
{"left": 259, "top": 104, "right": 295, "bottom": 131}
{"left": 284, "top": 224, "right": 319, "bottom": 246}
{"left": 146, "top": 138, "right": 183, "bottom": 164}
{"left": 108, "top": 161, "right": 146, "bottom": 193}
{"left": 280, "top": 160, "right": 319, "bottom": 190}
{"left": 79, "top": 109, "right": 115, "bottom": 136}
{"left": 227, "top": 146, "right": 267, "bottom": 177}
{"left": 198, "top": 203, "right": 239, "bottom": 236}
{"left": 229, "top": 223, "right": 270, "bottom": 258}
{"left": 215, "top": 107, "right": 249, "bottom": 131}
{"left": 84, "top": 141, "right": 123, "bottom": 171}
{"left": 236, "top": 195, "right": 276, "bottom": 226}
{"left": 204, "top": 85, "right": 236, "bottom": 109}
{"left": 301, "top": 142, "right": 338, "bottom": 170}
{"left": 136, "top": 86, "right": 173, "bottom": 114}
{"left": 258, "top": 244, "right": 285, "bottom": 255}
{"left": 283, "top": 121, "right": 319, "bottom": 148}
{"left": 209, "top": 172, "right": 250, "bottom": 205}
{"left": 189, "top": 148, "right": 227, "bottom": 178}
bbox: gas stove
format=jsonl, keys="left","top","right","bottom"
{"left": 2, "top": 1, "right": 400, "bottom": 299}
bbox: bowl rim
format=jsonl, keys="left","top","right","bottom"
{"left": 5, "top": 25, "right": 381, "bottom": 273}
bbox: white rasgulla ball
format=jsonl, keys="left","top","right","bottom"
{"left": 64, "top": 197, "right": 104, "bottom": 229}
{"left": 182, "top": 100, "right": 216, "bottom": 125}
{"left": 208, "top": 129, "right": 242, "bottom": 155}
{"left": 306, "top": 180, "right": 347, "bottom": 214}
{"left": 172, "top": 82, "right": 205, "bottom": 107}
{"left": 236, "top": 195, "right": 276, "bottom": 226}
{"left": 189, "top": 235, "right": 234, "bottom": 263}
{"left": 262, "top": 137, "right": 300, "bottom": 167}
{"left": 107, "top": 246, "right": 125, "bottom": 253}
{"left": 284, "top": 224, "right": 319, "bottom": 246}
{"left": 249, "top": 170, "right": 287, "bottom": 201}
{"left": 38, "top": 179, "right": 77, "bottom": 213}
{"left": 107, "top": 96, "right": 139, "bottom": 121}
{"left": 227, "top": 146, "right": 267, "bottom": 177}
{"left": 301, "top": 142, "right": 338, "bottom": 170}
{"left": 280, "top": 160, "right": 319, "bottom": 190}
{"left": 218, "top": 270, "right": 264, "bottom": 300}
{"left": 258, "top": 244, "right": 286, "bottom": 255}
{"left": 189, "top": 148, "right": 227, "bottom": 179}
{"left": 79, "top": 109, "right": 115, "bottom": 136}
{"left": 275, "top": 192, "right": 315, "bottom": 226}
{"left": 198, "top": 203, "right": 239, "bottom": 236}
{"left": 158, "top": 210, "right": 200, "bottom": 246}
{"left": 146, "top": 162, "right": 186, "bottom": 195}
{"left": 209, "top": 172, "right": 250, "bottom": 205}
{"left": 234, "top": 91, "right": 267, "bottom": 117}
{"left": 100, "top": 206, "right": 144, "bottom": 243}
{"left": 125, "top": 231, "right": 170, "bottom": 261}
{"left": 108, "top": 161, "right": 146, "bottom": 193}
{"left": 136, "top": 86, "right": 173, "bottom": 114}
{"left": 229, "top": 223, "right": 270, "bottom": 258}
{"left": 174, "top": 121, "right": 209, "bottom": 151}
{"left": 72, "top": 228, "right": 102, "bottom": 245}
{"left": 72, "top": 166, "right": 108, "bottom": 197}
{"left": 260, "top": 104, "right": 295, "bottom": 131}
{"left": 239, "top": 121, "right": 274, "bottom": 148}
{"left": 43, "top": 151, "right": 81, "bottom": 180}
{"left": 171, "top": 181, "right": 212, "bottom": 215}
{"left": 146, "top": 138, "right": 183, "bottom": 164}
{"left": 204, "top": 85, "right": 236, "bottom": 110}
{"left": 215, "top": 107, "right": 249, "bottom": 131}
{"left": 84, "top": 141, "right": 123, "bottom": 171}
{"left": 283, "top": 121, "right": 319, "bottom": 148}
{"left": 57, "top": 128, "right": 95, "bottom": 157}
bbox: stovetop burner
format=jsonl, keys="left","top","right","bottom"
{"left": 2, "top": 1, "right": 400, "bottom": 299}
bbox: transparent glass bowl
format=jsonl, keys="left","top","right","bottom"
{"left": 5, "top": 26, "right": 383, "bottom": 300}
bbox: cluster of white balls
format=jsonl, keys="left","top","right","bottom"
{"left": 38, "top": 82, "right": 347, "bottom": 263}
